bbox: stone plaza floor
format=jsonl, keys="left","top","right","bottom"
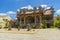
{"left": 0, "top": 28, "right": 60, "bottom": 40}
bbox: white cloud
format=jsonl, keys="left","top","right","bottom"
{"left": 56, "top": 9, "right": 60, "bottom": 13}
{"left": 21, "top": 5, "right": 33, "bottom": 10}
{"left": 0, "top": 13, "right": 7, "bottom": 16}
{"left": 56, "top": 9, "right": 60, "bottom": 15}
{"left": 20, "top": 5, "right": 47, "bottom": 10}
{"left": 41, "top": 4, "right": 47, "bottom": 8}
{"left": 17, "top": 9, "right": 20, "bottom": 12}
{"left": 46, "top": 7, "right": 51, "bottom": 9}
{"left": 7, "top": 11, "right": 16, "bottom": 14}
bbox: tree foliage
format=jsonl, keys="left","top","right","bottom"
{"left": 54, "top": 18, "right": 60, "bottom": 28}
{"left": 3, "top": 19, "right": 9, "bottom": 28}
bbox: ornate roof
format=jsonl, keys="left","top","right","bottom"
{"left": 17, "top": 5, "right": 54, "bottom": 16}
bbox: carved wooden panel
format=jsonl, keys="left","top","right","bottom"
{"left": 44, "top": 10, "right": 52, "bottom": 15}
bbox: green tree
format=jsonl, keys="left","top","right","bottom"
{"left": 53, "top": 15, "right": 60, "bottom": 28}
{"left": 8, "top": 20, "right": 13, "bottom": 30}
{"left": 27, "top": 23, "right": 31, "bottom": 31}
{"left": 42, "top": 20, "right": 47, "bottom": 28}
{"left": 3, "top": 19, "right": 9, "bottom": 28}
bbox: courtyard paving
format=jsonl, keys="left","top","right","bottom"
{"left": 0, "top": 28, "right": 60, "bottom": 40}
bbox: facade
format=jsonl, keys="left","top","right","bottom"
{"left": 0, "top": 14, "right": 12, "bottom": 28}
{"left": 17, "top": 6, "right": 54, "bottom": 28}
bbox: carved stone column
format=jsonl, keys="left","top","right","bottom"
{"left": 40, "top": 16, "right": 42, "bottom": 25}
{"left": 35, "top": 16, "right": 37, "bottom": 25}
{"left": 20, "top": 17, "right": 21, "bottom": 26}
{"left": 24, "top": 17, "right": 25, "bottom": 25}
{"left": 18, "top": 17, "right": 22, "bottom": 31}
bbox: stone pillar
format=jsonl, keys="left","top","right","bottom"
{"left": 19, "top": 17, "right": 22, "bottom": 29}
{"left": 40, "top": 16, "right": 42, "bottom": 25}
{"left": 18, "top": 17, "right": 22, "bottom": 31}
{"left": 20, "top": 17, "right": 21, "bottom": 26}
{"left": 35, "top": 16, "right": 37, "bottom": 25}
{"left": 24, "top": 17, "right": 25, "bottom": 25}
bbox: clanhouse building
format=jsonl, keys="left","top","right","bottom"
{"left": 0, "top": 14, "right": 12, "bottom": 28}
{"left": 17, "top": 5, "right": 55, "bottom": 28}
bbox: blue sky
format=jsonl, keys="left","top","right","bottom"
{"left": 0, "top": 0, "right": 60, "bottom": 19}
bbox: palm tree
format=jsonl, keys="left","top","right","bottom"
{"left": 39, "top": 6, "right": 45, "bottom": 13}
{"left": 16, "top": 17, "right": 20, "bottom": 31}
{"left": 33, "top": 7, "right": 37, "bottom": 13}
{"left": 17, "top": 11, "right": 20, "bottom": 31}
